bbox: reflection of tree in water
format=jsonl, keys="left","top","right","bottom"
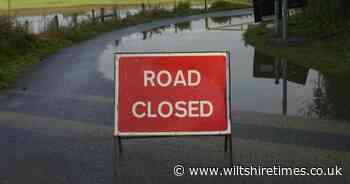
{"left": 142, "top": 25, "right": 171, "bottom": 40}
{"left": 253, "top": 50, "right": 350, "bottom": 121}
{"left": 174, "top": 21, "right": 191, "bottom": 32}
{"left": 253, "top": 51, "right": 309, "bottom": 85}
{"left": 253, "top": 51, "right": 310, "bottom": 116}
{"left": 210, "top": 16, "right": 231, "bottom": 24}
{"left": 308, "top": 74, "right": 350, "bottom": 121}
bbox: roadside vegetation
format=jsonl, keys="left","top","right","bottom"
{"left": 0, "top": 1, "right": 250, "bottom": 89}
{"left": 244, "top": 0, "right": 350, "bottom": 76}
{"left": 0, "top": 17, "right": 67, "bottom": 89}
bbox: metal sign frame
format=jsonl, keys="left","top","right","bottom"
{"left": 114, "top": 51, "right": 232, "bottom": 137}
{"left": 112, "top": 51, "right": 234, "bottom": 170}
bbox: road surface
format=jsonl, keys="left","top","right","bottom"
{"left": 0, "top": 9, "right": 349, "bottom": 184}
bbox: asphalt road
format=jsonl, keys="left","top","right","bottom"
{"left": 0, "top": 9, "right": 349, "bottom": 184}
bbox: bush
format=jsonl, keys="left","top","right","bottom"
{"left": 0, "top": 17, "right": 38, "bottom": 63}
{"left": 174, "top": 1, "right": 192, "bottom": 15}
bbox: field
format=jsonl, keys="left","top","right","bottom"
{"left": 0, "top": 0, "right": 251, "bottom": 10}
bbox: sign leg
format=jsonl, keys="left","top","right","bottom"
{"left": 113, "top": 136, "right": 118, "bottom": 183}
{"left": 117, "top": 136, "right": 123, "bottom": 156}
{"left": 229, "top": 135, "right": 233, "bottom": 166}
{"left": 224, "top": 135, "right": 228, "bottom": 152}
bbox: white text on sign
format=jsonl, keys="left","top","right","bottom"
{"left": 131, "top": 70, "right": 214, "bottom": 119}
{"left": 144, "top": 70, "right": 201, "bottom": 87}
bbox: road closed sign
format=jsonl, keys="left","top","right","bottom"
{"left": 115, "top": 52, "right": 231, "bottom": 136}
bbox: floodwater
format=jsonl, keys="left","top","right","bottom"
{"left": 97, "top": 15, "right": 350, "bottom": 122}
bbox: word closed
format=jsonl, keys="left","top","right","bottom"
{"left": 115, "top": 52, "right": 231, "bottom": 136}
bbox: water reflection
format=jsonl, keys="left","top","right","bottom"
{"left": 11, "top": 4, "right": 207, "bottom": 34}
{"left": 140, "top": 22, "right": 193, "bottom": 40}
{"left": 253, "top": 51, "right": 310, "bottom": 115}
{"left": 253, "top": 52, "right": 309, "bottom": 86}
{"left": 211, "top": 16, "right": 232, "bottom": 24}
{"left": 306, "top": 74, "right": 350, "bottom": 121}
{"left": 95, "top": 14, "right": 350, "bottom": 122}
{"left": 137, "top": 16, "right": 252, "bottom": 41}
{"left": 206, "top": 16, "right": 251, "bottom": 31}
{"left": 174, "top": 21, "right": 192, "bottom": 32}
{"left": 142, "top": 25, "right": 171, "bottom": 40}
{"left": 253, "top": 51, "right": 350, "bottom": 121}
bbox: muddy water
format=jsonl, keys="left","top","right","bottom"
{"left": 97, "top": 15, "right": 350, "bottom": 122}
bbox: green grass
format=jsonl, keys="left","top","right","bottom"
{"left": 243, "top": 16, "right": 350, "bottom": 77}
{"left": 0, "top": 18, "right": 71, "bottom": 88}
{"left": 0, "top": 0, "right": 250, "bottom": 10}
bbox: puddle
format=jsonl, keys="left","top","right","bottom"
{"left": 97, "top": 15, "right": 350, "bottom": 122}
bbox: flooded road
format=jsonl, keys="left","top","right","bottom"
{"left": 97, "top": 15, "right": 350, "bottom": 121}
{"left": 0, "top": 9, "right": 349, "bottom": 184}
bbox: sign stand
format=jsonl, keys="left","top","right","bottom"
{"left": 224, "top": 135, "right": 233, "bottom": 164}
{"left": 113, "top": 52, "right": 234, "bottom": 177}
{"left": 114, "top": 136, "right": 123, "bottom": 156}
{"left": 113, "top": 134, "right": 233, "bottom": 167}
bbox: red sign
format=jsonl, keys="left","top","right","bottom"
{"left": 115, "top": 52, "right": 231, "bottom": 136}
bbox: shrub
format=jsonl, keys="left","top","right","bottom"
{"left": 174, "top": 1, "right": 192, "bottom": 15}
{"left": 0, "top": 17, "right": 38, "bottom": 63}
